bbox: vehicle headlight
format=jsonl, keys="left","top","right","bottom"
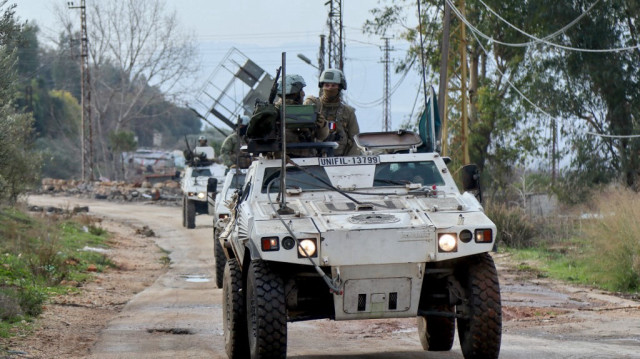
{"left": 438, "top": 233, "right": 457, "bottom": 252}
{"left": 297, "top": 238, "right": 317, "bottom": 258}
{"left": 197, "top": 192, "right": 206, "bottom": 199}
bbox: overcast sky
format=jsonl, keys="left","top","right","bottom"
{"left": 14, "top": 0, "right": 429, "bottom": 134}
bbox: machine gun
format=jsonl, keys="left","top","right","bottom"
{"left": 246, "top": 67, "right": 282, "bottom": 145}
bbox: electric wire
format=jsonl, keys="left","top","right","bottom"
{"left": 469, "top": 27, "right": 640, "bottom": 139}
{"left": 445, "top": 0, "right": 640, "bottom": 53}
{"left": 477, "top": 0, "right": 601, "bottom": 44}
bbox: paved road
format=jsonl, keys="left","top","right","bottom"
{"left": 27, "top": 196, "right": 640, "bottom": 359}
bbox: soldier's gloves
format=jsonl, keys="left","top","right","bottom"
{"left": 315, "top": 113, "right": 327, "bottom": 128}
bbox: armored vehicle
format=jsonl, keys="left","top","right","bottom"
{"left": 179, "top": 146, "right": 225, "bottom": 229}
{"left": 219, "top": 131, "right": 501, "bottom": 359}
{"left": 213, "top": 168, "right": 247, "bottom": 288}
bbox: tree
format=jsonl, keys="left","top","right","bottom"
{"left": 0, "top": 1, "right": 40, "bottom": 204}
{"left": 57, "top": 0, "right": 199, "bottom": 179}
{"left": 364, "top": 0, "right": 544, "bottom": 201}
{"left": 526, "top": 1, "right": 640, "bottom": 191}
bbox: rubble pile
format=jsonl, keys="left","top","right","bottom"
{"left": 38, "top": 178, "right": 182, "bottom": 206}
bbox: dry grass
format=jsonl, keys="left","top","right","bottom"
{"left": 580, "top": 188, "right": 640, "bottom": 291}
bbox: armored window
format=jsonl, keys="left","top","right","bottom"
{"left": 373, "top": 161, "right": 445, "bottom": 187}
{"left": 192, "top": 168, "right": 212, "bottom": 177}
{"left": 261, "top": 166, "right": 331, "bottom": 193}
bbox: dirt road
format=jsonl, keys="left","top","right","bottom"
{"left": 18, "top": 195, "right": 640, "bottom": 358}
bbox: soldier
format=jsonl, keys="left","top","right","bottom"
{"left": 276, "top": 74, "right": 328, "bottom": 157}
{"left": 198, "top": 135, "right": 208, "bottom": 146}
{"left": 304, "top": 68, "right": 360, "bottom": 156}
{"left": 220, "top": 115, "right": 250, "bottom": 167}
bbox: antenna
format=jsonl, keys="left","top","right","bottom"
{"left": 278, "top": 52, "right": 294, "bottom": 215}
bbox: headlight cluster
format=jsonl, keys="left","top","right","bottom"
{"left": 260, "top": 236, "right": 317, "bottom": 258}
{"left": 196, "top": 192, "right": 206, "bottom": 199}
{"left": 438, "top": 228, "right": 493, "bottom": 252}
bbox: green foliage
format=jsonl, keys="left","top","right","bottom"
{"left": 109, "top": 130, "right": 137, "bottom": 153}
{"left": 0, "top": 208, "right": 113, "bottom": 327}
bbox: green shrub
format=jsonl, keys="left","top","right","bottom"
{"left": 485, "top": 201, "right": 538, "bottom": 248}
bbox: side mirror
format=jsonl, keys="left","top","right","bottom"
{"left": 174, "top": 170, "right": 181, "bottom": 179}
{"left": 207, "top": 178, "right": 218, "bottom": 193}
{"left": 461, "top": 164, "right": 482, "bottom": 202}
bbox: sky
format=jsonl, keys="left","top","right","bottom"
{"left": 14, "top": 0, "right": 428, "bottom": 134}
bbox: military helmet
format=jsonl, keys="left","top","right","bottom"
{"left": 318, "top": 68, "right": 347, "bottom": 90}
{"left": 240, "top": 115, "right": 250, "bottom": 126}
{"left": 277, "top": 74, "right": 306, "bottom": 95}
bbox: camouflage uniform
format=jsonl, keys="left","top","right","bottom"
{"left": 304, "top": 95, "right": 360, "bottom": 156}
{"left": 220, "top": 133, "right": 245, "bottom": 167}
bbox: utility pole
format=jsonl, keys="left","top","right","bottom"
{"left": 381, "top": 37, "right": 392, "bottom": 131}
{"left": 68, "top": 0, "right": 94, "bottom": 181}
{"left": 459, "top": 0, "right": 470, "bottom": 165}
{"left": 438, "top": 1, "right": 451, "bottom": 155}
{"left": 326, "top": 0, "right": 344, "bottom": 71}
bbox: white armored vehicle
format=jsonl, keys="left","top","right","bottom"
{"left": 179, "top": 146, "right": 225, "bottom": 229}
{"left": 213, "top": 168, "right": 247, "bottom": 288}
{"left": 219, "top": 131, "right": 501, "bottom": 359}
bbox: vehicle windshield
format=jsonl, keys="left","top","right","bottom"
{"left": 262, "top": 166, "right": 331, "bottom": 193}
{"left": 230, "top": 173, "right": 246, "bottom": 189}
{"left": 192, "top": 168, "right": 212, "bottom": 177}
{"left": 261, "top": 161, "right": 444, "bottom": 193}
{"left": 373, "top": 161, "right": 445, "bottom": 187}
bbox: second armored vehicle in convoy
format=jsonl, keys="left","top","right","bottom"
{"left": 179, "top": 145, "right": 225, "bottom": 229}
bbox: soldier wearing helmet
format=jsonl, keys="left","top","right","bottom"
{"left": 220, "top": 114, "right": 250, "bottom": 167}
{"left": 275, "top": 74, "right": 329, "bottom": 157}
{"left": 304, "top": 68, "right": 360, "bottom": 156}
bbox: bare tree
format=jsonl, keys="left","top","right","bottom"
{"left": 59, "top": 0, "right": 198, "bottom": 179}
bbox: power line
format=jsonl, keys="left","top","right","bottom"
{"left": 445, "top": 0, "right": 640, "bottom": 53}
{"left": 476, "top": 0, "right": 601, "bottom": 44}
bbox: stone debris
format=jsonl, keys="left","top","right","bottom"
{"left": 37, "top": 178, "right": 182, "bottom": 206}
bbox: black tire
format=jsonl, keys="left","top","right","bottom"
{"left": 456, "top": 253, "right": 502, "bottom": 359}
{"left": 214, "top": 228, "right": 226, "bottom": 289}
{"left": 181, "top": 197, "right": 187, "bottom": 228}
{"left": 223, "top": 259, "right": 249, "bottom": 359}
{"left": 417, "top": 304, "right": 455, "bottom": 351}
{"left": 186, "top": 199, "right": 196, "bottom": 229}
{"left": 246, "top": 260, "right": 287, "bottom": 359}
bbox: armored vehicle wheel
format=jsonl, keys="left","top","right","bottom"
{"left": 417, "top": 304, "right": 455, "bottom": 351}
{"left": 456, "top": 253, "right": 502, "bottom": 359}
{"left": 185, "top": 198, "right": 196, "bottom": 229}
{"left": 223, "top": 258, "right": 249, "bottom": 359}
{"left": 214, "top": 228, "right": 226, "bottom": 288}
{"left": 246, "top": 259, "right": 287, "bottom": 358}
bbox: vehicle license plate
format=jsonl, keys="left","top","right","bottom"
{"left": 319, "top": 156, "right": 380, "bottom": 166}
